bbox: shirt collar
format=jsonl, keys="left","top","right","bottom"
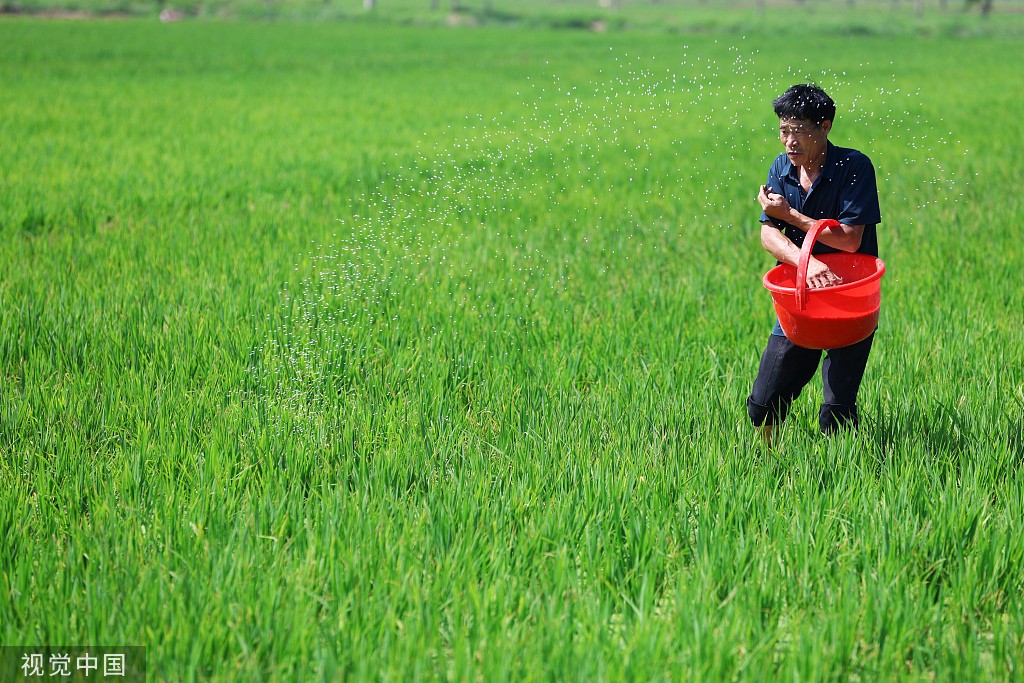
{"left": 782, "top": 140, "right": 838, "bottom": 183}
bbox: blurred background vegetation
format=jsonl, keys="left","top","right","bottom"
{"left": 1, "top": 0, "right": 1022, "bottom": 36}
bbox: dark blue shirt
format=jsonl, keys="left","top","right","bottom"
{"left": 759, "top": 140, "right": 881, "bottom": 257}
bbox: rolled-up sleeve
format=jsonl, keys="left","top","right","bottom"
{"left": 837, "top": 153, "right": 881, "bottom": 225}
{"left": 759, "top": 156, "right": 787, "bottom": 226}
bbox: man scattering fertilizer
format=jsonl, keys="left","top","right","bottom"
{"left": 748, "top": 83, "right": 881, "bottom": 442}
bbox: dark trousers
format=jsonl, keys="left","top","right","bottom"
{"left": 747, "top": 332, "right": 874, "bottom": 434}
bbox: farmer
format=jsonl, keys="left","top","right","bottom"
{"left": 748, "top": 83, "right": 881, "bottom": 441}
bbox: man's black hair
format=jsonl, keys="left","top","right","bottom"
{"left": 773, "top": 84, "right": 836, "bottom": 125}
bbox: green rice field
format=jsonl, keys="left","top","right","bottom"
{"left": 1, "top": 10, "right": 1023, "bottom": 681}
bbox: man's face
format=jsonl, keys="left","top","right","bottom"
{"left": 778, "top": 117, "right": 831, "bottom": 167}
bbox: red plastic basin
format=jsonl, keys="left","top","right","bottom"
{"left": 762, "top": 219, "right": 885, "bottom": 350}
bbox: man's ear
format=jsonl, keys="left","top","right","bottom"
{"left": 821, "top": 119, "right": 833, "bottom": 136}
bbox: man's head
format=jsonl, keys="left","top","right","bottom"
{"left": 773, "top": 84, "right": 835, "bottom": 125}
{"left": 773, "top": 84, "right": 834, "bottom": 168}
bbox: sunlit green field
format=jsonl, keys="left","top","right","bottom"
{"left": 2, "top": 15, "right": 1023, "bottom": 682}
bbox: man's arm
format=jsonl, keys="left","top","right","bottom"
{"left": 757, "top": 184, "right": 864, "bottom": 252}
{"left": 760, "top": 222, "right": 843, "bottom": 289}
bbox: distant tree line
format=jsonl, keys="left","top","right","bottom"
{"left": 362, "top": 0, "right": 494, "bottom": 8}
{"left": 965, "top": 0, "right": 994, "bottom": 14}
{"left": 357, "top": 0, "right": 996, "bottom": 15}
